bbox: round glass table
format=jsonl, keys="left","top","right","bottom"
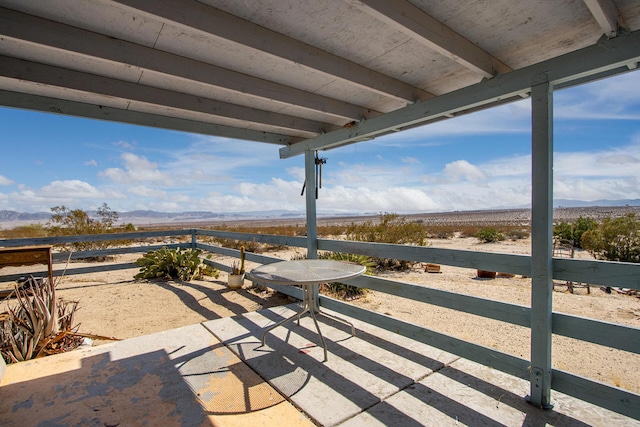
{"left": 248, "top": 259, "right": 366, "bottom": 361}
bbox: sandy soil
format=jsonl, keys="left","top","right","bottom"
{"left": 2, "top": 234, "right": 640, "bottom": 395}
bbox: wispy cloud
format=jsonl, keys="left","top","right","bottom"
{"left": 0, "top": 175, "right": 14, "bottom": 186}
{"left": 113, "top": 140, "right": 136, "bottom": 150}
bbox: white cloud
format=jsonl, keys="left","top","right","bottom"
{"left": 0, "top": 175, "right": 14, "bottom": 186}
{"left": 320, "top": 185, "right": 441, "bottom": 213}
{"left": 101, "top": 153, "right": 173, "bottom": 185}
{"left": 85, "top": 160, "right": 98, "bottom": 167}
{"left": 555, "top": 71, "right": 640, "bottom": 120}
{"left": 286, "top": 167, "right": 305, "bottom": 182}
{"left": 0, "top": 179, "right": 128, "bottom": 213}
{"left": 127, "top": 186, "right": 167, "bottom": 198}
{"left": 443, "top": 160, "right": 488, "bottom": 182}
{"left": 555, "top": 141, "right": 640, "bottom": 178}
{"left": 40, "top": 180, "right": 103, "bottom": 198}
{"left": 599, "top": 154, "right": 640, "bottom": 165}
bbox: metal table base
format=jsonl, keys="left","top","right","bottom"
{"left": 259, "top": 283, "right": 355, "bottom": 362}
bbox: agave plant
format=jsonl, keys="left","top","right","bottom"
{"left": 317, "top": 252, "right": 376, "bottom": 300}
{"left": 1, "top": 276, "right": 81, "bottom": 363}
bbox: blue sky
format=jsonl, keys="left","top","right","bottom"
{"left": 1, "top": 70, "right": 639, "bottom": 216}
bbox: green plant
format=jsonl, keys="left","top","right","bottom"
{"left": 346, "top": 213, "right": 426, "bottom": 270}
{"left": 317, "top": 252, "right": 376, "bottom": 299}
{"left": 425, "top": 225, "right": 457, "bottom": 239}
{"left": 475, "top": 227, "right": 505, "bottom": 243}
{"left": 231, "top": 246, "right": 245, "bottom": 275}
{"left": 581, "top": 213, "right": 640, "bottom": 263}
{"left": 1, "top": 276, "right": 81, "bottom": 363}
{"left": 0, "top": 223, "right": 48, "bottom": 239}
{"left": 553, "top": 216, "right": 597, "bottom": 249}
{"left": 346, "top": 213, "right": 427, "bottom": 245}
{"left": 134, "top": 247, "right": 218, "bottom": 281}
{"left": 46, "top": 203, "right": 131, "bottom": 253}
{"left": 506, "top": 228, "right": 530, "bottom": 240}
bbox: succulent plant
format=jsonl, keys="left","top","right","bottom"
{"left": 231, "top": 246, "right": 245, "bottom": 275}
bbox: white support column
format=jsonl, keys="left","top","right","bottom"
{"left": 529, "top": 76, "right": 554, "bottom": 409}
{"left": 305, "top": 149, "right": 318, "bottom": 260}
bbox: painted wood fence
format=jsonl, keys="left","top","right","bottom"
{"left": 1, "top": 229, "right": 638, "bottom": 418}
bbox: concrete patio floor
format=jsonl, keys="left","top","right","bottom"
{"left": 1, "top": 303, "right": 638, "bottom": 426}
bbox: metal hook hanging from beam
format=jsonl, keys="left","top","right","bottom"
{"left": 301, "top": 151, "right": 327, "bottom": 199}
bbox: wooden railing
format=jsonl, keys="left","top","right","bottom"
{"left": 1, "top": 229, "right": 638, "bottom": 419}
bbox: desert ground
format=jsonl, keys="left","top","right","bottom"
{"left": 2, "top": 207, "right": 640, "bottom": 395}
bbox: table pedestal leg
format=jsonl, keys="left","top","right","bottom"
{"left": 259, "top": 283, "right": 356, "bottom": 362}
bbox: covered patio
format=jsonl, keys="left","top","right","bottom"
{"left": 1, "top": 0, "right": 640, "bottom": 424}
{"left": 2, "top": 305, "right": 635, "bottom": 426}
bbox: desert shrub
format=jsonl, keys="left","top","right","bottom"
{"left": 506, "top": 228, "right": 530, "bottom": 240}
{"left": 475, "top": 227, "right": 505, "bottom": 243}
{"left": 0, "top": 223, "right": 48, "bottom": 239}
{"left": 214, "top": 238, "right": 263, "bottom": 253}
{"left": 424, "top": 226, "right": 457, "bottom": 239}
{"left": 134, "top": 247, "right": 218, "bottom": 281}
{"left": 581, "top": 213, "right": 640, "bottom": 263}
{"left": 346, "top": 213, "right": 426, "bottom": 245}
{"left": 458, "top": 225, "right": 482, "bottom": 238}
{"left": 318, "top": 224, "right": 349, "bottom": 237}
{"left": 346, "top": 213, "right": 426, "bottom": 271}
{"left": 553, "top": 216, "right": 597, "bottom": 249}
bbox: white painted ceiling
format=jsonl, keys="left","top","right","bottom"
{"left": 1, "top": 0, "right": 639, "bottom": 157}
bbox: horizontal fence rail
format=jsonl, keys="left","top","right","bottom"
{"left": 195, "top": 229, "right": 308, "bottom": 248}
{"left": 1, "top": 229, "right": 638, "bottom": 418}
{"left": 0, "top": 229, "right": 192, "bottom": 247}
{"left": 319, "top": 238, "right": 640, "bottom": 290}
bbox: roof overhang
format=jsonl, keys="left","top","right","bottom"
{"left": 1, "top": 0, "right": 639, "bottom": 156}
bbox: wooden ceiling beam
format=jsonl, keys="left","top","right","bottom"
{"left": 0, "top": 7, "right": 372, "bottom": 122}
{"left": 584, "top": 0, "right": 621, "bottom": 38}
{"left": 348, "top": 0, "right": 511, "bottom": 78}
{"left": 113, "top": 0, "right": 434, "bottom": 103}
{"left": 281, "top": 29, "right": 640, "bottom": 158}
{"left": 0, "top": 90, "right": 296, "bottom": 145}
{"left": 0, "top": 56, "right": 334, "bottom": 136}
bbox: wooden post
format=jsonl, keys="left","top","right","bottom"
{"left": 529, "top": 76, "right": 554, "bottom": 409}
{"left": 305, "top": 149, "right": 318, "bottom": 260}
{"left": 304, "top": 149, "right": 319, "bottom": 310}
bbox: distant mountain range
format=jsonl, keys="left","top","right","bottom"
{"left": 0, "top": 209, "right": 307, "bottom": 225}
{"left": 553, "top": 199, "right": 640, "bottom": 208}
{"left": 1, "top": 199, "right": 639, "bottom": 225}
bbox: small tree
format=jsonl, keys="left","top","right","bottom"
{"left": 581, "top": 213, "right": 640, "bottom": 263}
{"left": 47, "top": 203, "right": 120, "bottom": 251}
{"left": 553, "top": 216, "right": 597, "bottom": 249}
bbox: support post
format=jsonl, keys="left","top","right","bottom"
{"left": 529, "top": 76, "right": 554, "bottom": 409}
{"left": 304, "top": 149, "right": 319, "bottom": 310}
{"left": 305, "top": 149, "right": 318, "bottom": 260}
